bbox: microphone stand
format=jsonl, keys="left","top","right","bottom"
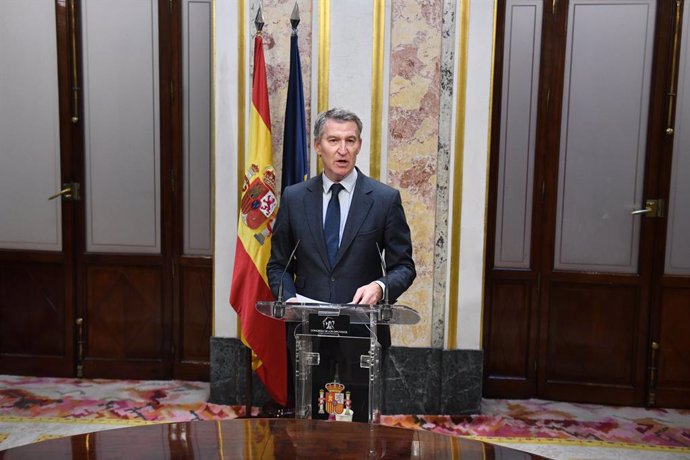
{"left": 274, "top": 240, "right": 300, "bottom": 318}
{"left": 376, "top": 243, "right": 392, "bottom": 322}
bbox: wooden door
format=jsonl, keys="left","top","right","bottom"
{"left": 650, "top": 0, "right": 690, "bottom": 407}
{"left": 0, "top": 0, "right": 76, "bottom": 377}
{"left": 73, "top": 0, "right": 174, "bottom": 379}
{"left": 75, "top": 0, "right": 213, "bottom": 380}
{"left": 0, "top": 0, "right": 212, "bottom": 381}
{"left": 484, "top": 0, "right": 690, "bottom": 407}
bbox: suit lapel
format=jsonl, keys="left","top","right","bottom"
{"left": 335, "top": 172, "right": 373, "bottom": 267}
{"left": 303, "top": 176, "right": 330, "bottom": 269}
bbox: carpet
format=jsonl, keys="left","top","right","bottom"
{"left": 1, "top": 375, "right": 690, "bottom": 459}
{"left": 0, "top": 375, "right": 246, "bottom": 449}
{"left": 0, "top": 375, "right": 243, "bottom": 424}
{"left": 382, "top": 399, "right": 690, "bottom": 457}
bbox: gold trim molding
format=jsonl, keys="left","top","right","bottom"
{"left": 235, "top": 0, "right": 246, "bottom": 335}
{"left": 237, "top": 0, "right": 246, "bottom": 207}
{"left": 369, "top": 0, "right": 385, "bottom": 181}
{"left": 318, "top": 0, "right": 330, "bottom": 113}
{"left": 447, "top": 0, "right": 471, "bottom": 350}
{"left": 316, "top": 0, "right": 331, "bottom": 174}
{"left": 480, "top": 0, "right": 499, "bottom": 349}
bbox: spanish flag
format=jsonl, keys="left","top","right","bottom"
{"left": 230, "top": 32, "right": 287, "bottom": 406}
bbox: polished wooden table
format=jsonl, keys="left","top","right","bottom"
{"left": 0, "top": 419, "right": 546, "bottom": 459}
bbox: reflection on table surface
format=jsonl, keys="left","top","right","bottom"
{"left": 0, "top": 418, "right": 547, "bottom": 459}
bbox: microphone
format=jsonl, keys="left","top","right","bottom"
{"left": 274, "top": 239, "right": 300, "bottom": 318}
{"left": 375, "top": 242, "right": 391, "bottom": 322}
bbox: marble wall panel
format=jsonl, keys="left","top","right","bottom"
{"left": 387, "top": 0, "right": 443, "bottom": 347}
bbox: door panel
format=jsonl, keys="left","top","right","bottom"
{"left": 553, "top": 0, "right": 655, "bottom": 273}
{"left": 82, "top": 0, "right": 161, "bottom": 254}
{"left": 182, "top": 0, "right": 213, "bottom": 257}
{"left": 179, "top": 266, "right": 212, "bottom": 364}
{"left": 655, "top": 288, "right": 690, "bottom": 405}
{"left": 485, "top": 280, "right": 533, "bottom": 392}
{"left": 545, "top": 283, "right": 638, "bottom": 385}
{"left": 658, "top": 289, "right": 690, "bottom": 379}
{"left": 0, "top": 0, "right": 63, "bottom": 251}
{"left": 494, "top": 0, "right": 542, "bottom": 270}
{"left": 84, "top": 265, "right": 164, "bottom": 378}
{"left": 0, "top": 264, "right": 65, "bottom": 355}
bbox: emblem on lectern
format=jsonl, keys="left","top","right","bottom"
{"left": 318, "top": 381, "right": 352, "bottom": 419}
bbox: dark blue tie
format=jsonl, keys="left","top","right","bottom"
{"left": 324, "top": 183, "right": 344, "bottom": 268}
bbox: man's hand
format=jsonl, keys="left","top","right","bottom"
{"left": 351, "top": 282, "right": 383, "bottom": 305}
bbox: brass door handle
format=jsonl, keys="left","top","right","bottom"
{"left": 631, "top": 199, "right": 664, "bottom": 218}
{"left": 630, "top": 207, "right": 652, "bottom": 215}
{"left": 48, "top": 182, "right": 80, "bottom": 201}
{"left": 49, "top": 187, "right": 72, "bottom": 200}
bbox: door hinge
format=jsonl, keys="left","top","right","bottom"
{"left": 647, "top": 341, "right": 659, "bottom": 405}
{"left": 172, "top": 262, "right": 176, "bottom": 279}
{"left": 170, "top": 169, "right": 175, "bottom": 193}
{"left": 536, "top": 272, "right": 541, "bottom": 297}
{"left": 170, "top": 80, "right": 175, "bottom": 101}
{"left": 76, "top": 317, "right": 85, "bottom": 378}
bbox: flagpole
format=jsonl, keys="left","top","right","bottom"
{"left": 244, "top": 6, "right": 264, "bottom": 418}
{"left": 282, "top": 3, "right": 309, "bottom": 191}
{"left": 241, "top": 7, "right": 266, "bottom": 419}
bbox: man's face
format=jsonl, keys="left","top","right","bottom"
{"left": 315, "top": 120, "right": 362, "bottom": 182}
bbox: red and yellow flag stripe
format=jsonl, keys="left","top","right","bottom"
{"left": 230, "top": 34, "right": 286, "bottom": 406}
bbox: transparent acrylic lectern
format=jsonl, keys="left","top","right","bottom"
{"left": 256, "top": 300, "right": 419, "bottom": 424}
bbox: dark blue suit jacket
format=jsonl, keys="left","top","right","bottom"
{"left": 267, "top": 169, "right": 416, "bottom": 347}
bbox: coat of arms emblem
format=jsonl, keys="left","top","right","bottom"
{"left": 318, "top": 380, "right": 352, "bottom": 419}
{"left": 240, "top": 164, "right": 277, "bottom": 244}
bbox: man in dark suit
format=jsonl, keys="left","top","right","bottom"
{"left": 267, "top": 108, "right": 416, "bottom": 422}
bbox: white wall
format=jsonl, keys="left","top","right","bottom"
{"left": 452, "top": 0, "right": 495, "bottom": 349}
{"left": 213, "top": 0, "right": 240, "bottom": 337}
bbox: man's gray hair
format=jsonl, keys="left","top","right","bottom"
{"left": 313, "top": 108, "right": 363, "bottom": 141}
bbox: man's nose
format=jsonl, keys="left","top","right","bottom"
{"left": 336, "top": 141, "right": 348, "bottom": 153}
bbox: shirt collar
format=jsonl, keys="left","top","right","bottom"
{"left": 322, "top": 169, "right": 357, "bottom": 194}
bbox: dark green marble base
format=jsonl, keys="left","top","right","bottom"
{"left": 209, "top": 337, "right": 482, "bottom": 415}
